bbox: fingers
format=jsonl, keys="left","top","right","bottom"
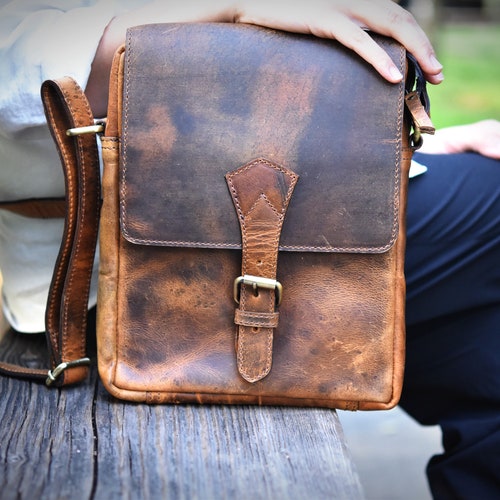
{"left": 233, "top": 0, "right": 444, "bottom": 85}
{"left": 468, "top": 120, "right": 500, "bottom": 159}
{"left": 419, "top": 120, "right": 500, "bottom": 159}
{"left": 350, "top": 0, "right": 444, "bottom": 84}
{"left": 316, "top": 13, "right": 407, "bottom": 84}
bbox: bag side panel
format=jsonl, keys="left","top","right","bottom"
{"left": 97, "top": 48, "right": 125, "bottom": 390}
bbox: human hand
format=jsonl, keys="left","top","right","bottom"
{"left": 233, "top": 0, "right": 444, "bottom": 85}
{"left": 86, "top": 0, "right": 444, "bottom": 116}
{"left": 419, "top": 120, "right": 500, "bottom": 160}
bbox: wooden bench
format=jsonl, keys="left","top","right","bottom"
{"left": 0, "top": 327, "right": 364, "bottom": 499}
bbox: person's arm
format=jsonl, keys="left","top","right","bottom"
{"left": 0, "top": 1, "right": 140, "bottom": 135}
{"left": 85, "top": 0, "right": 444, "bottom": 117}
{"left": 419, "top": 120, "right": 500, "bottom": 160}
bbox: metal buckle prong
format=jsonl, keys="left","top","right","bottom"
{"left": 66, "top": 119, "right": 106, "bottom": 136}
{"left": 233, "top": 274, "right": 283, "bottom": 306}
{"left": 46, "top": 357, "right": 91, "bottom": 387}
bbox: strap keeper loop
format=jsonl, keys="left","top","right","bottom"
{"left": 234, "top": 309, "right": 280, "bottom": 329}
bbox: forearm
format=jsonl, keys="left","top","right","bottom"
{"left": 419, "top": 120, "right": 500, "bottom": 160}
{"left": 0, "top": 3, "right": 117, "bottom": 134}
{"left": 86, "top": 1, "right": 236, "bottom": 117}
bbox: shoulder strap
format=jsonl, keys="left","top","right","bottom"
{"left": 0, "top": 77, "right": 101, "bottom": 386}
{"left": 0, "top": 199, "right": 67, "bottom": 218}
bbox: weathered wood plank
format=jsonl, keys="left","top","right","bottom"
{"left": 0, "top": 329, "right": 96, "bottom": 500}
{"left": 0, "top": 328, "right": 364, "bottom": 499}
{"left": 94, "top": 386, "right": 363, "bottom": 499}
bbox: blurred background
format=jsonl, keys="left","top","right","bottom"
{"left": 404, "top": 0, "right": 500, "bottom": 127}
{"left": 339, "top": 1, "right": 500, "bottom": 499}
{"left": 0, "top": 2, "right": 498, "bottom": 499}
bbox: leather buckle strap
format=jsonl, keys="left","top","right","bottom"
{"left": 226, "top": 158, "right": 298, "bottom": 383}
{"left": 39, "top": 77, "right": 101, "bottom": 386}
{"left": 0, "top": 78, "right": 100, "bottom": 386}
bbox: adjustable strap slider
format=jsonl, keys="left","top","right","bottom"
{"left": 46, "top": 357, "right": 91, "bottom": 387}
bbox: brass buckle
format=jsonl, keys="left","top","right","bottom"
{"left": 233, "top": 275, "right": 283, "bottom": 306}
{"left": 46, "top": 357, "right": 91, "bottom": 387}
{"left": 411, "top": 126, "right": 423, "bottom": 150}
{"left": 66, "top": 119, "right": 106, "bottom": 136}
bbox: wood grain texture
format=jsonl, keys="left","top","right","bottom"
{"left": 0, "top": 328, "right": 364, "bottom": 499}
{"left": 0, "top": 330, "right": 96, "bottom": 500}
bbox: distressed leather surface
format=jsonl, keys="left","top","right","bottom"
{"left": 120, "top": 23, "right": 405, "bottom": 253}
{"left": 97, "top": 23, "right": 411, "bottom": 409}
{"left": 226, "top": 158, "right": 298, "bottom": 383}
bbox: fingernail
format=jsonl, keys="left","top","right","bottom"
{"left": 434, "top": 71, "right": 445, "bottom": 83}
{"left": 430, "top": 54, "right": 443, "bottom": 71}
{"left": 389, "top": 66, "right": 403, "bottom": 82}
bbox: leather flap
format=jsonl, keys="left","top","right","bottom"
{"left": 120, "top": 23, "right": 406, "bottom": 253}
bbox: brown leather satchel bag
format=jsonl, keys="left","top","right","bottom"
{"left": 0, "top": 23, "right": 433, "bottom": 410}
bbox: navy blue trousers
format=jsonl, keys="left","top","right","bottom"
{"left": 401, "top": 152, "right": 500, "bottom": 499}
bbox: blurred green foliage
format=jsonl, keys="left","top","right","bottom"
{"left": 427, "top": 23, "right": 500, "bottom": 128}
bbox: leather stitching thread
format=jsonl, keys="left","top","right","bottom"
{"left": 227, "top": 158, "right": 298, "bottom": 382}
{"left": 59, "top": 79, "right": 100, "bottom": 371}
